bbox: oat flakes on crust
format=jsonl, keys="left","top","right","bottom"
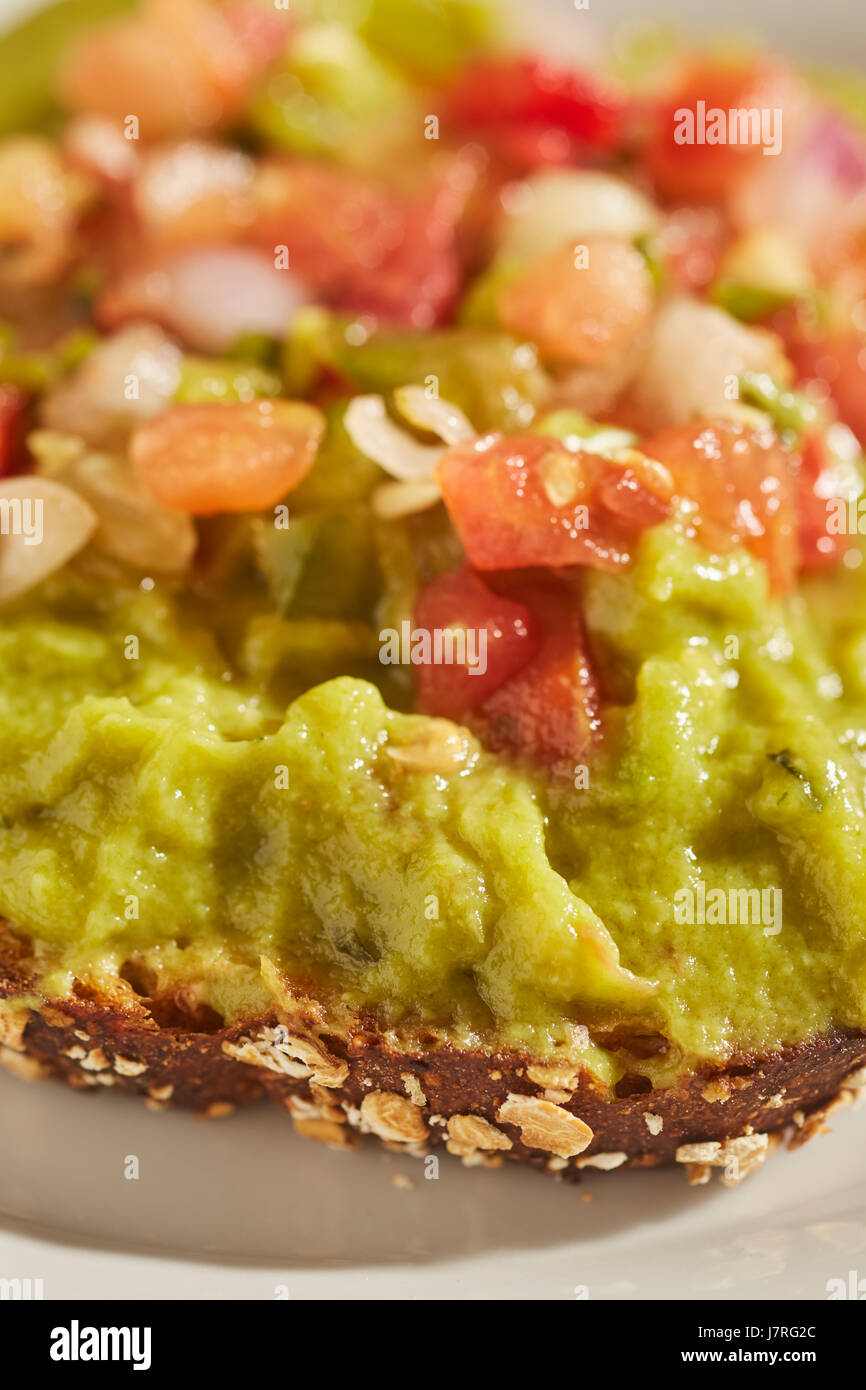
{"left": 497, "top": 1094, "right": 593, "bottom": 1158}
{"left": 223, "top": 1023, "right": 348, "bottom": 1087}
{"left": 0, "top": 1000, "right": 28, "bottom": 1052}
{"left": 446, "top": 1113, "right": 513, "bottom": 1154}
{"left": 5, "top": 925, "right": 866, "bottom": 1183}
{"left": 293, "top": 1115, "right": 358, "bottom": 1147}
{"left": 360, "top": 1090, "right": 429, "bottom": 1145}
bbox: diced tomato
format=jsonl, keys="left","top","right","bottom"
{"left": 251, "top": 159, "right": 402, "bottom": 285}
{"left": 640, "top": 419, "right": 799, "bottom": 591}
{"left": 0, "top": 387, "right": 27, "bottom": 476}
{"left": 436, "top": 432, "right": 674, "bottom": 572}
{"left": 644, "top": 59, "right": 795, "bottom": 203}
{"left": 336, "top": 182, "right": 463, "bottom": 330}
{"left": 478, "top": 574, "right": 601, "bottom": 766}
{"left": 222, "top": 1, "right": 292, "bottom": 68}
{"left": 250, "top": 158, "right": 462, "bottom": 328}
{"left": 130, "top": 400, "right": 325, "bottom": 514}
{"left": 793, "top": 431, "right": 847, "bottom": 570}
{"left": 499, "top": 236, "right": 655, "bottom": 367}
{"left": 773, "top": 306, "right": 866, "bottom": 445}
{"left": 488, "top": 124, "right": 576, "bottom": 172}
{"left": 446, "top": 57, "right": 627, "bottom": 155}
{"left": 658, "top": 205, "right": 731, "bottom": 293}
{"left": 414, "top": 566, "right": 538, "bottom": 721}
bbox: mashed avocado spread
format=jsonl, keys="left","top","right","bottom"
{"left": 2, "top": 523, "right": 866, "bottom": 1089}
{"left": 3, "top": 0, "right": 866, "bottom": 1095}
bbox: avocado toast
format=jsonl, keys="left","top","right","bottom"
{"left": 3, "top": 0, "right": 866, "bottom": 1185}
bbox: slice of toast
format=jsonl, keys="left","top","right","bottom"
{"left": 2, "top": 922, "right": 864, "bottom": 1185}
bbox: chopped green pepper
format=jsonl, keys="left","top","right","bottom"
{"left": 711, "top": 281, "right": 791, "bottom": 324}
{"left": 359, "top": 0, "right": 499, "bottom": 82}
{"left": 739, "top": 371, "right": 821, "bottom": 437}
{"left": 535, "top": 410, "right": 639, "bottom": 455}
{"left": 245, "top": 21, "right": 407, "bottom": 158}
{"left": 458, "top": 259, "right": 524, "bottom": 330}
{"left": 253, "top": 508, "right": 379, "bottom": 620}
{"left": 174, "top": 357, "right": 283, "bottom": 405}
{"left": 290, "top": 402, "right": 384, "bottom": 510}
{"left": 317, "top": 324, "right": 551, "bottom": 433}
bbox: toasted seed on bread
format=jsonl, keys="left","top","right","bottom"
{"left": 2, "top": 922, "right": 864, "bottom": 1184}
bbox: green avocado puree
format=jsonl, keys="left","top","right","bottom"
{"left": 2, "top": 522, "right": 866, "bottom": 1089}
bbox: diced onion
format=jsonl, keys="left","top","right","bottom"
{"left": 62, "top": 116, "right": 140, "bottom": 183}
{"left": 97, "top": 246, "right": 309, "bottom": 353}
{"left": 392, "top": 386, "right": 475, "bottom": 446}
{"left": 42, "top": 324, "right": 182, "bottom": 446}
{"left": 0, "top": 476, "right": 96, "bottom": 603}
{"left": 371, "top": 478, "right": 443, "bottom": 519}
{"left": 66, "top": 452, "right": 197, "bottom": 575}
{"left": 498, "top": 170, "right": 659, "bottom": 262}
{"left": 344, "top": 395, "right": 446, "bottom": 481}
{"left": 29, "top": 430, "right": 196, "bottom": 574}
{"left": 628, "top": 296, "right": 789, "bottom": 432}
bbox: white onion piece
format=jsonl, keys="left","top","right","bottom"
{"left": 67, "top": 452, "right": 197, "bottom": 575}
{"left": 0, "top": 476, "right": 97, "bottom": 603}
{"left": 344, "top": 395, "right": 446, "bottom": 481}
{"left": 42, "top": 324, "right": 182, "bottom": 446}
{"left": 62, "top": 116, "right": 140, "bottom": 183}
{"left": 372, "top": 478, "right": 443, "bottom": 520}
{"left": 392, "top": 386, "right": 475, "bottom": 446}
{"left": 498, "top": 171, "right": 659, "bottom": 262}
{"left": 98, "top": 246, "right": 310, "bottom": 352}
{"left": 627, "top": 296, "right": 788, "bottom": 432}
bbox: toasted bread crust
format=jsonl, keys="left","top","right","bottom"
{"left": 3, "top": 927, "right": 864, "bottom": 1182}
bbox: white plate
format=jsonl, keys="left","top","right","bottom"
{"left": 2, "top": 0, "right": 866, "bottom": 1302}
{"left": 3, "top": 1066, "right": 866, "bottom": 1301}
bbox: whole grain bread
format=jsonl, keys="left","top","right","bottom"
{"left": 2, "top": 922, "right": 864, "bottom": 1185}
